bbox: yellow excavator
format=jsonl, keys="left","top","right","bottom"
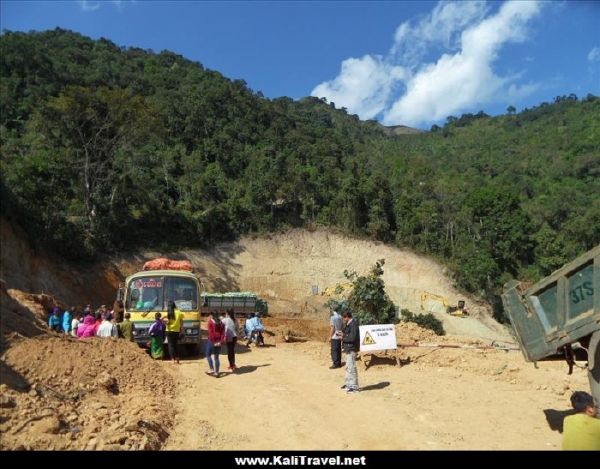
{"left": 420, "top": 292, "right": 468, "bottom": 317}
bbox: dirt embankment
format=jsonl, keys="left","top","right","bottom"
{"left": 0, "top": 285, "right": 176, "bottom": 450}
{"left": 1, "top": 218, "right": 508, "bottom": 342}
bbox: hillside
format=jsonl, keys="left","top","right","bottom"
{"left": 1, "top": 29, "right": 600, "bottom": 316}
{"left": 0, "top": 218, "right": 507, "bottom": 341}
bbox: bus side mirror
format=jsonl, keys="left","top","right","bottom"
{"left": 117, "top": 284, "right": 124, "bottom": 301}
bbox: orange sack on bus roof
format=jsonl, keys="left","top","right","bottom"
{"left": 143, "top": 258, "right": 194, "bottom": 272}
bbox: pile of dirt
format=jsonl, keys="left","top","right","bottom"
{"left": 264, "top": 317, "right": 330, "bottom": 343}
{"left": 273, "top": 319, "right": 535, "bottom": 387}
{"left": 1, "top": 334, "right": 175, "bottom": 450}
{"left": 0, "top": 284, "right": 59, "bottom": 351}
{"left": 395, "top": 322, "right": 440, "bottom": 344}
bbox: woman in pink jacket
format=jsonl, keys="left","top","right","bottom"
{"left": 77, "top": 314, "right": 96, "bottom": 338}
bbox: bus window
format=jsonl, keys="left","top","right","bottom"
{"left": 165, "top": 277, "right": 198, "bottom": 311}
{"left": 127, "top": 277, "right": 164, "bottom": 311}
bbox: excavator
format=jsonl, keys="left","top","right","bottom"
{"left": 420, "top": 292, "right": 468, "bottom": 317}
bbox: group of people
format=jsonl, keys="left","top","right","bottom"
{"left": 203, "top": 310, "right": 265, "bottom": 377}
{"left": 47, "top": 302, "right": 135, "bottom": 341}
{"left": 146, "top": 300, "right": 186, "bottom": 362}
{"left": 146, "top": 306, "right": 265, "bottom": 377}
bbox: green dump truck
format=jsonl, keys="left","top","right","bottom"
{"left": 502, "top": 245, "right": 600, "bottom": 405}
{"left": 200, "top": 292, "right": 268, "bottom": 318}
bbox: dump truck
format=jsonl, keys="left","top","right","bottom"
{"left": 200, "top": 292, "right": 267, "bottom": 318}
{"left": 502, "top": 245, "right": 600, "bottom": 404}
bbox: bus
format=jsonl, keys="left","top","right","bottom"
{"left": 120, "top": 269, "right": 202, "bottom": 355}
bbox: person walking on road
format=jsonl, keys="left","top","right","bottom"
{"left": 206, "top": 311, "right": 226, "bottom": 377}
{"left": 340, "top": 311, "right": 360, "bottom": 393}
{"left": 222, "top": 309, "right": 239, "bottom": 371}
{"left": 328, "top": 307, "right": 343, "bottom": 369}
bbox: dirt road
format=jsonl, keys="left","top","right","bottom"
{"left": 164, "top": 339, "right": 588, "bottom": 450}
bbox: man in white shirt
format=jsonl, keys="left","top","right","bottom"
{"left": 96, "top": 314, "right": 118, "bottom": 338}
{"left": 328, "top": 308, "right": 343, "bottom": 369}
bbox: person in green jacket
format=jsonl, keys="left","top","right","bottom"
{"left": 562, "top": 391, "right": 600, "bottom": 450}
{"left": 118, "top": 312, "right": 135, "bottom": 341}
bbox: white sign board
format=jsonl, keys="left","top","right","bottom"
{"left": 359, "top": 324, "right": 397, "bottom": 352}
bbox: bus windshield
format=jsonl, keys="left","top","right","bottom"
{"left": 127, "top": 276, "right": 198, "bottom": 312}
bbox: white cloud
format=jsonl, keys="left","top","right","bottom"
{"left": 78, "top": 0, "right": 134, "bottom": 12}
{"left": 311, "top": 55, "right": 407, "bottom": 119}
{"left": 311, "top": 1, "right": 543, "bottom": 127}
{"left": 390, "top": 1, "right": 488, "bottom": 66}
{"left": 588, "top": 47, "right": 600, "bottom": 62}
{"left": 78, "top": 0, "right": 100, "bottom": 11}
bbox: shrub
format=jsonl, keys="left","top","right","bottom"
{"left": 400, "top": 309, "right": 445, "bottom": 336}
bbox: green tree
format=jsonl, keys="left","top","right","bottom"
{"left": 343, "top": 259, "right": 397, "bottom": 325}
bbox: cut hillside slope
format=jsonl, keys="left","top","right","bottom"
{"left": 0, "top": 219, "right": 121, "bottom": 308}
{"left": 1, "top": 219, "right": 508, "bottom": 342}
{"left": 148, "top": 229, "right": 509, "bottom": 341}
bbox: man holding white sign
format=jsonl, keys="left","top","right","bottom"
{"left": 341, "top": 311, "right": 360, "bottom": 393}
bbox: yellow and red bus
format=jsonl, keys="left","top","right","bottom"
{"left": 121, "top": 269, "right": 202, "bottom": 355}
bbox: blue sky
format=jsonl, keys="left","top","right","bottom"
{"left": 1, "top": 0, "right": 599, "bottom": 128}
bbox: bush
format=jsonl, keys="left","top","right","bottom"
{"left": 399, "top": 309, "right": 445, "bottom": 336}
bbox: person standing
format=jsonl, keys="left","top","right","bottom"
{"left": 118, "top": 312, "right": 135, "bottom": 341}
{"left": 222, "top": 309, "right": 239, "bottom": 371}
{"left": 206, "top": 311, "right": 225, "bottom": 377}
{"left": 62, "top": 307, "right": 73, "bottom": 335}
{"left": 96, "top": 313, "right": 118, "bottom": 338}
{"left": 48, "top": 307, "right": 61, "bottom": 332}
{"left": 328, "top": 308, "right": 343, "bottom": 369}
{"left": 148, "top": 312, "right": 166, "bottom": 359}
{"left": 71, "top": 311, "right": 82, "bottom": 338}
{"left": 77, "top": 314, "right": 96, "bottom": 339}
{"left": 340, "top": 311, "right": 360, "bottom": 393}
{"left": 165, "top": 300, "right": 184, "bottom": 364}
{"left": 112, "top": 300, "right": 124, "bottom": 323}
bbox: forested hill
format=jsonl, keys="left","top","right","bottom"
{"left": 1, "top": 29, "right": 599, "bottom": 314}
